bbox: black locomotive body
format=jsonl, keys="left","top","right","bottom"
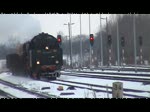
{"left": 6, "top": 32, "right": 63, "bottom": 79}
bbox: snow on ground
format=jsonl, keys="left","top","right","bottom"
{"left": 65, "top": 68, "right": 150, "bottom": 75}
{"left": 0, "top": 71, "right": 150, "bottom": 98}
{"left": 93, "top": 69, "right": 150, "bottom": 75}
{"left": 0, "top": 60, "right": 149, "bottom": 98}
{"left": 0, "top": 60, "right": 8, "bottom": 73}
{"left": 62, "top": 71, "right": 150, "bottom": 79}
{"left": 0, "top": 60, "right": 5, "bottom": 68}
{"left": 0, "top": 72, "right": 109, "bottom": 98}
{"left": 0, "top": 83, "right": 38, "bottom": 98}
{"left": 59, "top": 74, "right": 150, "bottom": 98}
{"left": 60, "top": 73, "right": 150, "bottom": 92}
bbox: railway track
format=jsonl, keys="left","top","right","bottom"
{"left": 76, "top": 70, "right": 150, "bottom": 77}
{"left": 47, "top": 79, "right": 150, "bottom": 98}
{"left": 62, "top": 72, "right": 150, "bottom": 83}
{"left": 1, "top": 71, "right": 149, "bottom": 98}
{"left": 80, "top": 66, "right": 150, "bottom": 72}
{"left": 0, "top": 79, "right": 57, "bottom": 98}
{"left": 0, "top": 89, "right": 16, "bottom": 98}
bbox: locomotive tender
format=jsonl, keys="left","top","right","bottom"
{"left": 6, "top": 32, "right": 63, "bottom": 79}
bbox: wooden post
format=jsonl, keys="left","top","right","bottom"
{"left": 112, "top": 82, "right": 123, "bottom": 98}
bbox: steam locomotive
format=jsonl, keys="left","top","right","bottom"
{"left": 6, "top": 32, "right": 63, "bottom": 79}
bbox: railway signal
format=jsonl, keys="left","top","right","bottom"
{"left": 121, "top": 36, "right": 125, "bottom": 47}
{"left": 139, "top": 36, "right": 143, "bottom": 46}
{"left": 108, "top": 35, "right": 112, "bottom": 46}
{"left": 107, "top": 35, "right": 112, "bottom": 66}
{"left": 57, "top": 35, "right": 62, "bottom": 44}
{"left": 120, "top": 37, "right": 125, "bottom": 65}
{"left": 89, "top": 34, "right": 94, "bottom": 46}
{"left": 139, "top": 36, "right": 143, "bottom": 64}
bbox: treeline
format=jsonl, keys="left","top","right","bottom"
{"left": 62, "top": 14, "right": 150, "bottom": 67}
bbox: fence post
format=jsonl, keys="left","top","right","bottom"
{"left": 112, "top": 82, "right": 123, "bottom": 98}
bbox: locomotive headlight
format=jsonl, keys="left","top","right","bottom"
{"left": 56, "top": 60, "right": 59, "bottom": 64}
{"left": 36, "top": 61, "right": 40, "bottom": 65}
{"left": 45, "top": 46, "right": 49, "bottom": 50}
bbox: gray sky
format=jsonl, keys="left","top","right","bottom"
{"left": 31, "top": 14, "right": 110, "bottom": 37}
{"left": 0, "top": 14, "right": 111, "bottom": 44}
{"left": 0, "top": 14, "right": 41, "bottom": 43}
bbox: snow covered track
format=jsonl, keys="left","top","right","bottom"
{"left": 1, "top": 59, "right": 150, "bottom": 98}
{"left": 77, "top": 70, "right": 150, "bottom": 77}
{"left": 0, "top": 79, "right": 53, "bottom": 98}
{"left": 0, "top": 89, "right": 16, "bottom": 98}
{"left": 62, "top": 72, "right": 150, "bottom": 83}
{"left": 0, "top": 71, "right": 149, "bottom": 98}
{"left": 79, "top": 66, "right": 150, "bottom": 72}
{"left": 49, "top": 79, "right": 149, "bottom": 98}
{"left": 57, "top": 79, "right": 150, "bottom": 93}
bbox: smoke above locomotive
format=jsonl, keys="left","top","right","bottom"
{"left": 0, "top": 14, "right": 41, "bottom": 44}
{"left": 6, "top": 32, "right": 63, "bottom": 80}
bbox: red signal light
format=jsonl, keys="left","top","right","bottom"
{"left": 90, "top": 34, "right": 94, "bottom": 40}
{"left": 57, "top": 35, "right": 62, "bottom": 44}
{"left": 90, "top": 37, "right": 94, "bottom": 41}
{"left": 89, "top": 34, "right": 94, "bottom": 46}
{"left": 57, "top": 38, "right": 61, "bottom": 42}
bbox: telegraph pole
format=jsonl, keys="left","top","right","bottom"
{"left": 133, "top": 14, "right": 137, "bottom": 70}
{"left": 80, "top": 14, "right": 83, "bottom": 69}
{"left": 89, "top": 14, "right": 92, "bottom": 68}
{"left": 100, "top": 14, "right": 103, "bottom": 66}
{"left": 65, "top": 23, "right": 72, "bottom": 68}
{"left": 100, "top": 16, "right": 108, "bottom": 67}
{"left": 117, "top": 18, "right": 120, "bottom": 67}
{"left": 64, "top": 14, "right": 74, "bottom": 69}
{"left": 69, "top": 14, "right": 73, "bottom": 68}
